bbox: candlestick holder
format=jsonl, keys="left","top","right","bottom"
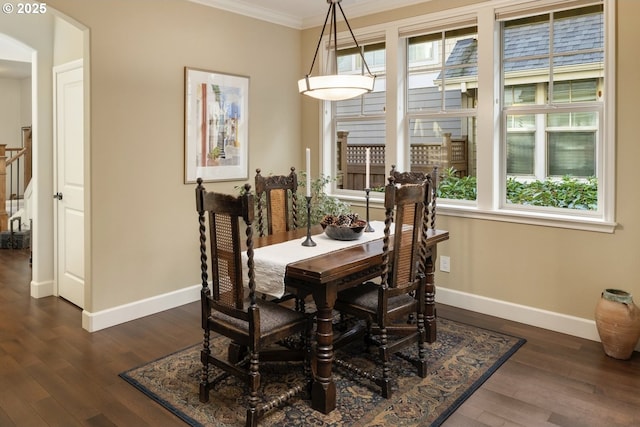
{"left": 302, "top": 195, "right": 316, "bottom": 246}
{"left": 364, "top": 188, "right": 374, "bottom": 232}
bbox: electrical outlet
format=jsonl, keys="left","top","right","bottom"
{"left": 440, "top": 256, "right": 450, "bottom": 273}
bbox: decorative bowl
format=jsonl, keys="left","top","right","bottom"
{"left": 321, "top": 219, "right": 367, "bottom": 241}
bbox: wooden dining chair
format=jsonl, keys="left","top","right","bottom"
{"left": 390, "top": 165, "right": 439, "bottom": 342}
{"left": 333, "top": 176, "right": 428, "bottom": 399}
{"left": 255, "top": 167, "right": 299, "bottom": 237}
{"left": 255, "top": 167, "right": 307, "bottom": 307}
{"left": 195, "top": 179, "right": 312, "bottom": 427}
{"left": 390, "top": 164, "right": 438, "bottom": 239}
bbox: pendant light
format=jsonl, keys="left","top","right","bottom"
{"left": 298, "top": 0, "right": 376, "bottom": 101}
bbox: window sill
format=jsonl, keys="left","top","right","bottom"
{"left": 438, "top": 204, "right": 617, "bottom": 233}
{"left": 345, "top": 195, "right": 616, "bottom": 233}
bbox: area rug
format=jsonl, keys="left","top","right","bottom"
{"left": 120, "top": 318, "right": 525, "bottom": 426}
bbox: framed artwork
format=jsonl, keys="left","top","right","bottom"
{"left": 184, "top": 67, "right": 249, "bottom": 183}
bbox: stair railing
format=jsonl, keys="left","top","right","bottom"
{"left": 0, "top": 144, "right": 7, "bottom": 231}
{"left": 0, "top": 127, "right": 32, "bottom": 232}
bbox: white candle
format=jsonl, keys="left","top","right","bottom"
{"left": 306, "top": 148, "right": 311, "bottom": 197}
{"left": 365, "top": 148, "right": 371, "bottom": 189}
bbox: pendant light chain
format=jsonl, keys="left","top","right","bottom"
{"left": 298, "top": 0, "right": 376, "bottom": 101}
{"left": 335, "top": 2, "right": 373, "bottom": 77}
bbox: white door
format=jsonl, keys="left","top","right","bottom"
{"left": 54, "top": 62, "right": 85, "bottom": 308}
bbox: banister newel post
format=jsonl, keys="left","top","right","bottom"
{"left": 0, "top": 144, "right": 8, "bottom": 231}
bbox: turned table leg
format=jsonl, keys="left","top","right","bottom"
{"left": 310, "top": 288, "right": 337, "bottom": 414}
{"left": 425, "top": 250, "right": 437, "bottom": 343}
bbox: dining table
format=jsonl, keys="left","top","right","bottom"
{"left": 248, "top": 220, "right": 450, "bottom": 414}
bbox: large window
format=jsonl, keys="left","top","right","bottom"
{"left": 505, "top": 84, "right": 536, "bottom": 176}
{"left": 407, "top": 27, "right": 477, "bottom": 200}
{"left": 334, "top": 42, "right": 386, "bottom": 191}
{"left": 501, "top": 5, "right": 604, "bottom": 210}
{"left": 322, "top": 0, "right": 613, "bottom": 231}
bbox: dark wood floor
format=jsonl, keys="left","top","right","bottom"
{"left": 0, "top": 248, "right": 638, "bottom": 426}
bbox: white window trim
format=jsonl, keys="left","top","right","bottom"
{"left": 319, "top": 0, "right": 616, "bottom": 233}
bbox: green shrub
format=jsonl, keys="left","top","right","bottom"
{"left": 437, "top": 167, "right": 597, "bottom": 210}
{"left": 437, "top": 167, "right": 477, "bottom": 201}
{"left": 298, "top": 172, "right": 351, "bottom": 226}
{"left": 505, "top": 175, "right": 597, "bottom": 210}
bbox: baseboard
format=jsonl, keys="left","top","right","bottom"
{"left": 437, "top": 287, "right": 602, "bottom": 342}
{"left": 81, "top": 284, "right": 595, "bottom": 337}
{"left": 31, "top": 279, "right": 54, "bottom": 298}
{"left": 78, "top": 283, "right": 639, "bottom": 352}
{"left": 82, "top": 284, "right": 201, "bottom": 332}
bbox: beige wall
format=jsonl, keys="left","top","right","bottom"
{"left": 19, "top": 78, "right": 31, "bottom": 128}
{"left": 6, "top": 0, "right": 636, "bottom": 331}
{"left": 46, "top": 0, "right": 302, "bottom": 313}
{"left": 0, "top": 77, "right": 27, "bottom": 198}
{"left": 0, "top": 79, "right": 23, "bottom": 145}
{"left": 52, "top": 15, "right": 83, "bottom": 66}
{"left": 303, "top": 0, "right": 639, "bottom": 323}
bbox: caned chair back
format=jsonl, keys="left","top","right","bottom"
{"left": 390, "top": 164, "right": 438, "bottom": 230}
{"left": 255, "top": 167, "right": 298, "bottom": 237}
{"left": 382, "top": 177, "right": 425, "bottom": 290}
{"left": 390, "top": 165, "right": 438, "bottom": 274}
{"left": 196, "top": 179, "right": 255, "bottom": 312}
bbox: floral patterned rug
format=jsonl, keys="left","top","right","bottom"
{"left": 120, "top": 318, "right": 525, "bottom": 426}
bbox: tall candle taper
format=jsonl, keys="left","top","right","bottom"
{"left": 302, "top": 148, "right": 316, "bottom": 246}
{"left": 364, "top": 148, "right": 374, "bottom": 232}
{"left": 302, "top": 196, "right": 316, "bottom": 246}
{"left": 365, "top": 188, "right": 374, "bottom": 232}
{"left": 365, "top": 148, "right": 371, "bottom": 189}
{"left": 305, "top": 148, "right": 311, "bottom": 198}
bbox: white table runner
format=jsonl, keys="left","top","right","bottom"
{"left": 242, "top": 220, "right": 387, "bottom": 297}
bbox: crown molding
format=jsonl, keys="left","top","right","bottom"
{"left": 188, "top": 0, "right": 433, "bottom": 30}
{"left": 188, "top": 0, "right": 304, "bottom": 29}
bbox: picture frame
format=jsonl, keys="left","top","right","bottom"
{"left": 184, "top": 67, "right": 249, "bottom": 183}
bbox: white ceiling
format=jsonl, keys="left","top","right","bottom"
{"left": 0, "top": 59, "right": 31, "bottom": 79}
{"left": 190, "top": 0, "right": 430, "bottom": 29}
{"left": 0, "top": 34, "right": 32, "bottom": 80}
{"left": 0, "top": 0, "right": 428, "bottom": 80}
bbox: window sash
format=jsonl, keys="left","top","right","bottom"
{"left": 322, "top": 0, "right": 613, "bottom": 230}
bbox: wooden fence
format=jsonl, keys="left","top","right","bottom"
{"left": 337, "top": 131, "right": 467, "bottom": 190}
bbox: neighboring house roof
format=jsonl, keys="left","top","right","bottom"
{"left": 443, "top": 38, "right": 477, "bottom": 79}
{"left": 440, "top": 12, "right": 603, "bottom": 80}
